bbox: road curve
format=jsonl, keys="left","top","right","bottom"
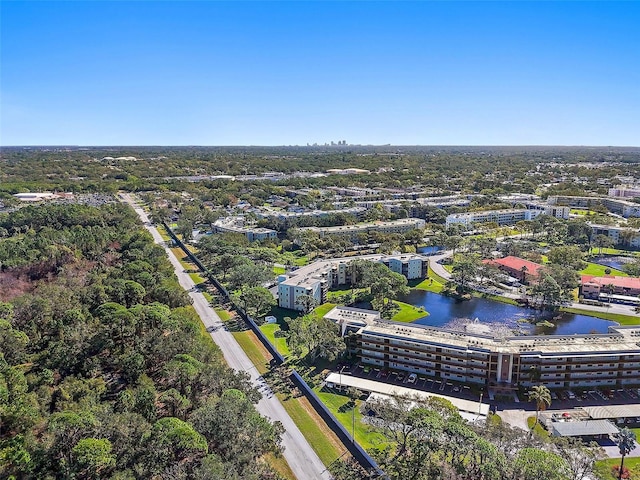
{"left": 121, "top": 194, "right": 332, "bottom": 480}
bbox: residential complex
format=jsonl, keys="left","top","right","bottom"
{"left": 212, "top": 216, "right": 278, "bottom": 242}
{"left": 581, "top": 275, "right": 640, "bottom": 305}
{"left": 445, "top": 208, "right": 541, "bottom": 229}
{"left": 608, "top": 185, "right": 640, "bottom": 199}
{"left": 297, "top": 218, "right": 426, "bottom": 240}
{"left": 484, "top": 256, "right": 543, "bottom": 284}
{"left": 330, "top": 312, "right": 640, "bottom": 390}
{"left": 589, "top": 224, "right": 640, "bottom": 248}
{"left": 548, "top": 195, "right": 640, "bottom": 218}
{"left": 277, "top": 254, "right": 428, "bottom": 310}
{"left": 445, "top": 204, "right": 570, "bottom": 229}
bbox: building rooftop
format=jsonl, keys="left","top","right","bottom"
{"left": 550, "top": 420, "right": 618, "bottom": 437}
{"left": 582, "top": 275, "right": 640, "bottom": 290}
{"left": 485, "top": 256, "right": 543, "bottom": 276}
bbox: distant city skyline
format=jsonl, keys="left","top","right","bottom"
{"left": 1, "top": 1, "right": 639, "bottom": 147}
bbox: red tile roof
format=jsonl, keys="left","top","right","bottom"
{"left": 485, "top": 256, "right": 543, "bottom": 276}
{"left": 581, "top": 275, "right": 640, "bottom": 289}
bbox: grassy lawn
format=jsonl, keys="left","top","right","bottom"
{"left": 314, "top": 388, "right": 388, "bottom": 451}
{"left": 231, "top": 329, "right": 347, "bottom": 469}
{"left": 215, "top": 308, "right": 233, "bottom": 321}
{"left": 411, "top": 276, "right": 444, "bottom": 293}
{"left": 266, "top": 305, "right": 304, "bottom": 323}
{"left": 594, "top": 457, "right": 640, "bottom": 480}
{"left": 273, "top": 266, "right": 286, "bottom": 275}
{"left": 170, "top": 247, "right": 193, "bottom": 270}
{"left": 277, "top": 394, "right": 345, "bottom": 466}
{"left": 560, "top": 307, "right": 640, "bottom": 326}
{"left": 427, "top": 265, "right": 450, "bottom": 286}
{"left": 156, "top": 224, "right": 172, "bottom": 242}
{"left": 231, "top": 331, "right": 270, "bottom": 375}
{"left": 391, "top": 301, "right": 427, "bottom": 322}
{"left": 202, "top": 291, "right": 213, "bottom": 303}
{"left": 188, "top": 272, "right": 206, "bottom": 284}
{"left": 260, "top": 323, "right": 291, "bottom": 356}
{"left": 580, "top": 262, "right": 628, "bottom": 277}
{"left": 263, "top": 453, "right": 296, "bottom": 480}
{"left": 313, "top": 303, "right": 337, "bottom": 317}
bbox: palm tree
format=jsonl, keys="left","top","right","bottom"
{"left": 615, "top": 428, "right": 636, "bottom": 480}
{"left": 607, "top": 283, "right": 616, "bottom": 304}
{"left": 528, "top": 385, "right": 551, "bottom": 435}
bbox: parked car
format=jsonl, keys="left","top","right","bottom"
{"left": 397, "top": 373, "right": 405, "bottom": 382}
{"left": 407, "top": 373, "right": 418, "bottom": 384}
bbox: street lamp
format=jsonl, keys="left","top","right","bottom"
{"left": 339, "top": 365, "right": 346, "bottom": 393}
{"left": 477, "top": 389, "right": 484, "bottom": 420}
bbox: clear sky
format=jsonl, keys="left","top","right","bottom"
{"left": 1, "top": 1, "right": 639, "bottom": 146}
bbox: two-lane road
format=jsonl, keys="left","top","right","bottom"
{"left": 121, "top": 194, "right": 331, "bottom": 480}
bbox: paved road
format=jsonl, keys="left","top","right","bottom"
{"left": 121, "top": 194, "right": 331, "bottom": 480}
{"left": 429, "top": 250, "right": 639, "bottom": 317}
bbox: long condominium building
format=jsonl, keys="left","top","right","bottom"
{"left": 343, "top": 316, "right": 640, "bottom": 390}
{"left": 297, "top": 218, "right": 426, "bottom": 239}
{"left": 548, "top": 195, "right": 640, "bottom": 218}
{"left": 277, "top": 254, "right": 428, "bottom": 311}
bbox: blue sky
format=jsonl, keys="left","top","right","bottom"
{"left": 1, "top": 1, "right": 639, "bottom": 146}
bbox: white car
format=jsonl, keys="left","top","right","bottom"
{"left": 407, "top": 373, "right": 418, "bottom": 384}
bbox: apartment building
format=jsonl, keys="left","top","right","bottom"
{"left": 350, "top": 319, "right": 640, "bottom": 390}
{"left": 581, "top": 275, "right": 640, "bottom": 303}
{"left": 445, "top": 208, "right": 541, "bottom": 229}
{"left": 484, "top": 256, "right": 543, "bottom": 284}
{"left": 609, "top": 185, "right": 640, "bottom": 199}
{"left": 589, "top": 224, "right": 640, "bottom": 248}
{"left": 212, "top": 217, "right": 277, "bottom": 242}
{"left": 277, "top": 254, "right": 429, "bottom": 310}
{"left": 548, "top": 195, "right": 640, "bottom": 218}
{"left": 298, "top": 218, "right": 426, "bottom": 240}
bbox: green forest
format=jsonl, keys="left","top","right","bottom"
{"left": 0, "top": 203, "right": 284, "bottom": 479}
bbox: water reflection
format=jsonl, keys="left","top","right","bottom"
{"left": 397, "top": 290, "right": 617, "bottom": 335}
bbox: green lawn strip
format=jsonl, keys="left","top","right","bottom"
{"left": 215, "top": 308, "right": 233, "bottom": 321}
{"left": 427, "top": 265, "right": 449, "bottom": 286}
{"left": 169, "top": 247, "right": 193, "bottom": 269}
{"left": 156, "top": 224, "right": 172, "bottom": 242}
{"left": 580, "top": 262, "right": 628, "bottom": 277}
{"left": 231, "top": 331, "right": 270, "bottom": 375}
{"left": 202, "top": 291, "right": 213, "bottom": 303}
{"left": 560, "top": 307, "right": 640, "bottom": 326}
{"left": 313, "top": 303, "right": 338, "bottom": 317}
{"left": 391, "top": 301, "right": 427, "bottom": 322}
{"left": 314, "top": 388, "right": 388, "bottom": 451}
{"left": 188, "top": 272, "right": 206, "bottom": 284}
{"left": 594, "top": 457, "right": 640, "bottom": 480}
{"left": 277, "top": 394, "right": 345, "bottom": 466}
{"left": 273, "top": 266, "right": 286, "bottom": 275}
{"left": 231, "top": 330, "right": 348, "bottom": 468}
{"left": 260, "top": 323, "right": 291, "bottom": 356}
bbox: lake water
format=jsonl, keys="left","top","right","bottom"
{"left": 396, "top": 290, "right": 618, "bottom": 336}
{"left": 418, "top": 245, "right": 442, "bottom": 255}
{"left": 592, "top": 255, "right": 633, "bottom": 271}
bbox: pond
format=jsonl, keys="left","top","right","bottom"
{"left": 592, "top": 255, "right": 634, "bottom": 272}
{"left": 396, "top": 290, "right": 618, "bottom": 336}
{"left": 418, "top": 245, "right": 442, "bottom": 255}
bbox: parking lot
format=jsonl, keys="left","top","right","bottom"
{"left": 339, "top": 363, "right": 483, "bottom": 405}
{"left": 338, "top": 362, "right": 640, "bottom": 412}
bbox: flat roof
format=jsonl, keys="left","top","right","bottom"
{"left": 324, "top": 372, "right": 490, "bottom": 416}
{"left": 581, "top": 404, "right": 640, "bottom": 420}
{"left": 550, "top": 420, "right": 618, "bottom": 437}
